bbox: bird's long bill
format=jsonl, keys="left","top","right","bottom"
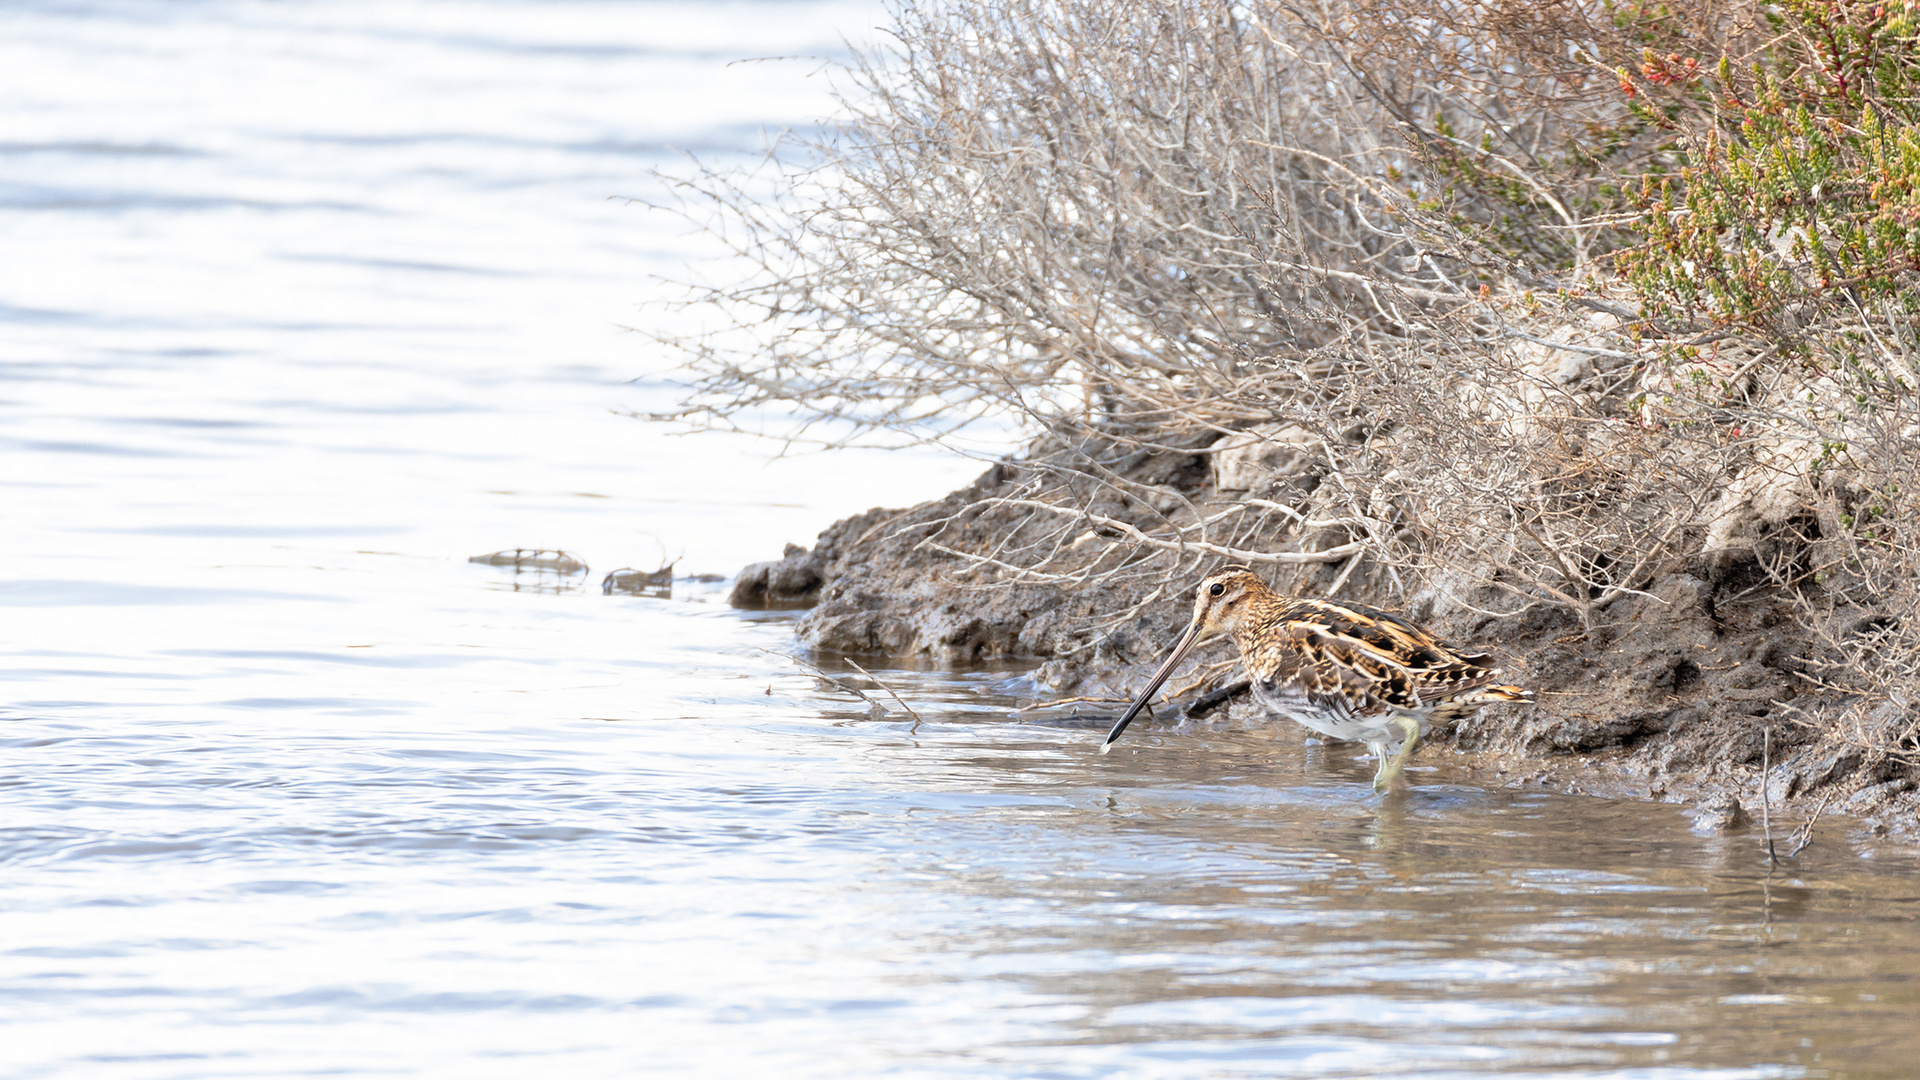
{"left": 1101, "top": 619, "right": 1204, "bottom": 753}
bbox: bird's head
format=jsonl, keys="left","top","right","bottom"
{"left": 1100, "top": 565, "right": 1270, "bottom": 752}
{"left": 1184, "top": 566, "right": 1266, "bottom": 642}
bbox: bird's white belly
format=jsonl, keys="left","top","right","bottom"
{"left": 1251, "top": 680, "right": 1424, "bottom": 745}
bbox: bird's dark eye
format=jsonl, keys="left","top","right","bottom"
{"left": 1208, "top": 583, "right": 1225, "bottom": 597}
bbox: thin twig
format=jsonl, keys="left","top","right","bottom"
{"left": 845, "top": 658, "right": 929, "bottom": 733}
{"left": 980, "top": 497, "right": 1365, "bottom": 564}
{"left": 1015, "top": 694, "right": 1132, "bottom": 713}
{"left": 1787, "top": 791, "right": 1833, "bottom": 858}
{"left": 1762, "top": 726, "right": 1778, "bottom": 865}
{"left": 771, "top": 650, "right": 885, "bottom": 710}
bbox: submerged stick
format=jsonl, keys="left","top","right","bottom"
{"left": 1762, "top": 726, "right": 1778, "bottom": 865}
{"left": 1185, "top": 679, "right": 1251, "bottom": 720}
{"left": 844, "top": 659, "right": 928, "bottom": 734}
{"left": 765, "top": 650, "right": 895, "bottom": 723}
{"left": 1788, "top": 791, "right": 1833, "bottom": 859}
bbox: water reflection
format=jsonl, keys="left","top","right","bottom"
{"left": 601, "top": 565, "right": 674, "bottom": 598}
{"left": 470, "top": 548, "right": 594, "bottom": 593}
{"left": 857, "top": 722, "right": 1920, "bottom": 1077}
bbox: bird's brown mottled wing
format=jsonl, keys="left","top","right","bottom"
{"left": 1275, "top": 599, "right": 1507, "bottom": 711}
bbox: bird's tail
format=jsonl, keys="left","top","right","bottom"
{"left": 1482, "top": 684, "right": 1532, "bottom": 703}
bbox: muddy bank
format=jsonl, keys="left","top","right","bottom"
{"left": 732, "top": 445, "right": 1918, "bottom": 844}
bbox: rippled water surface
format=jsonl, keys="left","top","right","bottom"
{"left": 4, "top": 3, "right": 1920, "bottom": 1078}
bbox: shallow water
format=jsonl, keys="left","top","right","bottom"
{"left": 3, "top": 3, "right": 1919, "bottom": 1078}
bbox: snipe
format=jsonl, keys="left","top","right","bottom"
{"left": 1102, "top": 566, "right": 1531, "bottom": 791}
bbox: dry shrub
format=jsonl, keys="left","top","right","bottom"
{"left": 654, "top": 0, "right": 1672, "bottom": 442}
{"left": 653, "top": 0, "right": 1919, "bottom": 772}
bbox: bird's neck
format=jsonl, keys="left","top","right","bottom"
{"left": 1227, "top": 590, "right": 1292, "bottom": 650}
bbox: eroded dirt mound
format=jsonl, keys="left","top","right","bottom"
{"left": 734, "top": 461, "right": 1122, "bottom": 664}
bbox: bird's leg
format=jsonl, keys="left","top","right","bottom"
{"left": 1371, "top": 714, "right": 1423, "bottom": 792}
{"left": 1365, "top": 740, "right": 1390, "bottom": 786}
